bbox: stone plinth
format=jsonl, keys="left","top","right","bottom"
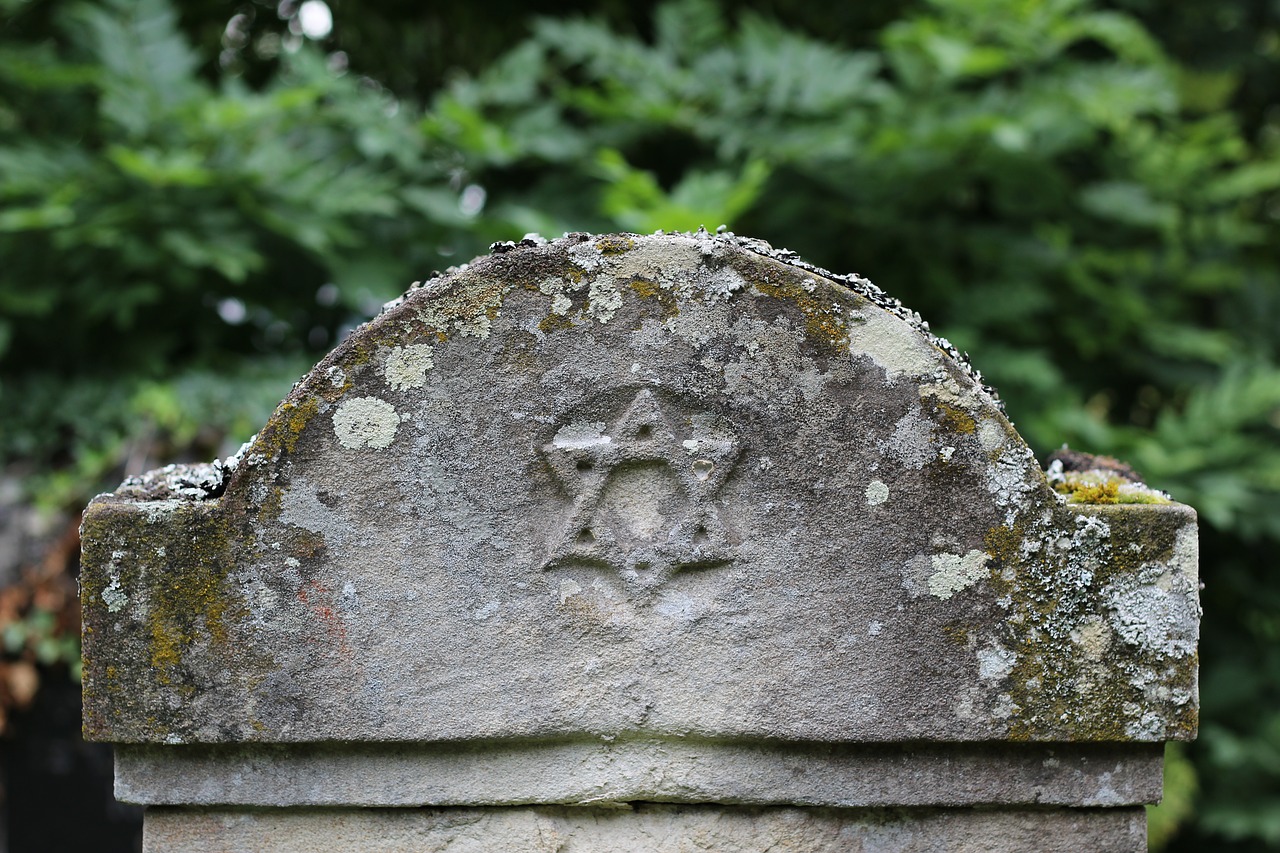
{"left": 81, "top": 231, "right": 1199, "bottom": 852}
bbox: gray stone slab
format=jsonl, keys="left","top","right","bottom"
{"left": 142, "top": 804, "right": 1148, "bottom": 853}
{"left": 115, "top": 740, "right": 1163, "bottom": 807}
{"left": 81, "top": 232, "right": 1199, "bottom": 747}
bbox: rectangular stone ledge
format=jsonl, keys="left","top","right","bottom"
{"left": 142, "top": 804, "right": 1148, "bottom": 853}
{"left": 116, "top": 739, "right": 1163, "bottom": 809}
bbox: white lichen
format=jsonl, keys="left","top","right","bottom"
{"left": 927, "top": 549, "right": 991, "bottom": 600}
{"left": 849, "top": 309, "right": 939, "bottom": 382}
{"left": 415, "top": 280, "right": 506, "bottom": 340}
{"left": 918, "top": 371, "right": 980, "bottom": 410}
{"left": 1104, "top": 562, "right": 1199, "bottom": 659}
{"left": 332, "top": 396, "right": 399, "bottom": 450}
{"left": 567, "top": 239, "right": 604, "bottom": 273}
{"left": 279, "top": 477, "right": 354, "bottom": 545}
{"left": 671, "top": 263, "right": 746, "bottom": 302}
{"left": 654, "top": 590, "right": 699, "bottom": 620}
{"left": 1072, "top": 616, "right": 1112, "bottom": 661}
{"left": 101, "top": 578, "right": 128, "bottom": 613}
{"left": 878, "top": 409, "right": 935, "bottom": 470}
{"left": 382, "top": 344, "right": 434, "bottom": 391}
{"left": 558, "top": 578, "right": 583, "bottom": 604}
{"left": 978, "top": 418, "right": 1009, "bottom": 453}
{"left": 977, "top": 644, "right": 1017, "bottom": 681}
{"left": 586, "top": 276, "right": 623, "bottom": 323}
{"left": 865, "top": 479, "right": 890, "bottom": 506}
{"left": 985, "top": 446, "right": 1040, "bottom": 524}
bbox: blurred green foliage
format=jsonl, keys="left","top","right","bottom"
{"left": 2, "top": 607, "right": 79, "bottom": 678}
{"left": 2, "top": 0, "right": 1278, "bottom": 848}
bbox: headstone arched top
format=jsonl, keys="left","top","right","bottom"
{"left": 81, "top": 231, "right": 1197, "bottom": 751}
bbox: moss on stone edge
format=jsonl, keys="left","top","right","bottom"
{"left": 733, "top": 254, "right": 857, "bottom": 354}
{"left": 986, "top": 502, "right": 1197, "bottom": 742}
{"left": 81, "top": 497, "right": 256, "bottom": 741}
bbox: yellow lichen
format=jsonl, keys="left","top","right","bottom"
{"left": 149, "top": 618, "right": 183, "bottom": 684}
{"left": 933, "top": 402, "right": 977, "bottom": 435}
{"left": 254, "top": 397, "right": 320, "bottom": 461}
{"left": 538, "top": 312, "right": 575, "bottom": 333}
{"left": 752, "top": 274, "right": 852, "bottom": 353}
{"left": 628, "top": 277, "right": 680, "bottom": 319}
{"left": 1052, "top": 470, "right": 1172, "bottom": 505}
{"left": 596, "top": 234, "right": 636, "bottom": 255}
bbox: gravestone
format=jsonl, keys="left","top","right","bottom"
{"left": 81, "top": 231, "right": 1199, "bottom": 852}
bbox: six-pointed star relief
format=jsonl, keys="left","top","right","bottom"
{"left": 541, "top": 388, "right": 741, "bottom": 592}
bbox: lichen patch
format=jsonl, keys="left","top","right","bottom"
{"left": 879, "top": 409, "right": 936, "bottom": 470}
{"left": 928, "top": 549, "right": 991, "bottom": 600}
{"left": 1104, "top": 568, "right": 1199, "bottom": 658}
{"left": 415, "top": 278, "right": 508, "bottom": 340}
{"left": 978, "top": 418, "right": 1009, "bottom": 453}
{"left": 102, "top": 578, "right": 128, "bottom": 613}
{"left": 850, "top": 310, "right": 940, "bottom": 382}
{"left": 280, "top": 477, "right": 353, "bottom": 545}
{"left": 567, "top": 239, "right": 604, "bottom": 273}
{"left": 332, "top": 397, "right": 399, "bottom": 450}
{"left": 586, "top": 276, "right": 623, "bottom": 323}
{"left": 1072, "top": 616, "right": 1112, "bottom": 661}
{"left": 866, "top": 479, "right": 890, "bottom": 506}
{"left": 977, "top": 644, "right": 1017, "bottom": 681}
{"left": 382, "top": 345, "right": 434, "bottom": 391}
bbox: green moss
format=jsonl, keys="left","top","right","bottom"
{"left": 80, "top": 497, "right": 269, "bottom": 741}
{"left": 1060, "top": 479, "right": 1121, "bottom": 503}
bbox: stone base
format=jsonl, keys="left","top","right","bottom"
{"left": 115, "top": 741, "right": 1163, "bottom": 808}
{"left": 144, "top": 805, "right": 1147, "bottom": 853}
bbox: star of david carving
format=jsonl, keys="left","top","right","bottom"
{"left": 541, "top": 389, "right": 741, "bottom": 592}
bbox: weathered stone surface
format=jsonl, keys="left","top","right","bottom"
{"left": 114, "top": 741, "right": 1163, "bottom": 807}
{"left": 142, "top": 804, "right": 1148, "bottom": 853}
{"left": 81, "top": 231, "right": 1199, "bottom": 751}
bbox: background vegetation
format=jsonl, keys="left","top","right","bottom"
{"left": 2, "top": 0, "right": 1278, "bottom": 848}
